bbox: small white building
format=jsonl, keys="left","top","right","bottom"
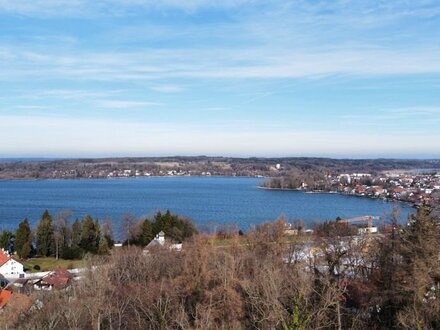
{"left": 0, "top": 249, "right": 25, "bottom": 280}
{"left": 358, "top": 227, "right": 378, "bottom": 235}
{"left": 143, "top": 231, "right": 182, "bottom": 254}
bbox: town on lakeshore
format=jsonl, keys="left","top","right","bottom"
{"left": 264, "top": 169, "right": 440, "bottom": 208}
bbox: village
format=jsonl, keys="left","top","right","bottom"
{"left": 329, "top": 170, "right": 440, "bottom": 207}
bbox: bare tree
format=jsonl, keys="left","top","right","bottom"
{"left": 120, "top": 213, "right": 141, "bottom": 246}
{"left": 54, "top": 209, "right": 72, "bottom": 260}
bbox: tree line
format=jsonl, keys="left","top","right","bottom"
{"left": 0, "top": 210, "right": 197, "bottom": 260}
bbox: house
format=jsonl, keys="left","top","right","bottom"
{"left": 371, "top": 186, "right": 385, "bottom": 196}
{"left": 11, "top": 278, "right": 29, "bottom": 294}
{"left": 355, "top": 185, "right": 366, "bottom": 195}
{"left": 392, "top": 186, "right": 405, "bottom": 194}
{"left": 0, "top": 250, "right": 24, "bottom": 280}
{"left": 33, "top": 268, "right": 73, "bottom": 290}
{"left": 143, "top": 231, "right": 182, "bottom": 254}
{"left": 145, "top": 231, "right": 166, "bottom": 249}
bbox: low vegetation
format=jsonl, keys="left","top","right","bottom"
{"left": 22, "top": 257, "right": 84, "bottom": 273}
{"left": 2, "top": 206, "right": 440, "bottom": 329}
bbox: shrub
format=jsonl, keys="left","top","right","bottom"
{"left": 62, "top": 245, "right": 84, "bottom": 260}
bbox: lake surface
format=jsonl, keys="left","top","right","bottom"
{"left": 0, "top": 177, "right": 412, "bottom": 231}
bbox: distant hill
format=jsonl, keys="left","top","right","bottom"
{"left": 0, "top": 156, "right": 439, "bottom": 179}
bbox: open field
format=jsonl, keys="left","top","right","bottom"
{"left": 21, "top": 257, "right": 84, "bottom": 272}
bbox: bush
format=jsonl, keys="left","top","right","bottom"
{"left": 33, "top": 265, "right": 41, "bottom": 271}
{"left": 62, "top": 246, "right": 84, "bottom": 260}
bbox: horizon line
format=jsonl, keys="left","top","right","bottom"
{"left": 1, "top": 155, "right": 440, "bottom": 161}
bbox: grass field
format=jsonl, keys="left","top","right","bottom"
{"left": 21, "top": 257, "right": 84, "bottom": 272}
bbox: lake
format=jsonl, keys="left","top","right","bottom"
{"left": 0, "top": 177, "right": 412, "bottom": 231}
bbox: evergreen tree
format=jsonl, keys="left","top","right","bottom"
{"left": 98, "top": 235, "right": 110, "bottom": 255}
{"left": 396, "top": 207, "right": 440, "bottom": 328}
{"left": 139, "top": 219, "right": 154, "bottom": 245}
{"left": 0, "top": 231, "right": 13, "bottom": 251}
{"left": 36, "top": 210, "right": 55, "bottom": 256}
{"left": 80, "top": 215, "right": 100, "bottom": 253}
{"left": 151, "top": 210, "right": 197, "bottom": 243}
{"left": 15, "top": 218, "right": 32, "bottom": 259}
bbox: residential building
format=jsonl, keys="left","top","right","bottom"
{"left": 0, "top": 250, "right": 24, "bottom": 280}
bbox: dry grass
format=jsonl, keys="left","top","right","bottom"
{"left": 22, "top": 257, "right": 84, "bottom": 272}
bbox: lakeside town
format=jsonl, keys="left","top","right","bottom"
{"left": 266, "top": 170, "right": 440, "bottom": 208}
{"left": 255, "top": 164, "right": 440, "bottom": 210}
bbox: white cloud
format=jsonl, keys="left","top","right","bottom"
{"left": 95, "top": 100, "right": 162, "bottom": 109}
{"left": 14, "top": 105, "right": 48, "bottom": 110}
{"left": 151, "top": 85, "right": 185, "bottom": 93}
{"left": 0, "top": 0, "right": 252, "bottom": 16}
{"left": 38, "top": 89, "right": 111, "bottom": 100}
{"left": 338, "top": 106, "right": 440, "bottom": 132}
{"left": 3, "top": 46, "right": 440, "bottom": 83}
{"left": 388, "top": 106, "right": 440, "bottom": 116}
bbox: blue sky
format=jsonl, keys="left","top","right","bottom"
{"left": 1, "top": 0, "right": 440, "bottom": 158}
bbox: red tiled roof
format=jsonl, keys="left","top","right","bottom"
{"left": 0, "top": 290, "right": 13, "bottom": 309}
{"left": 52, "top": 268, "right": 73, "bottom": 279}
{"left": 42, "top": 276, "right": 70, "bottom": 288}
{"left": 0, "top": 250, "right": 9, "bottom": 267}
{"left": 41, "top": 268, "right": 73, "bottom": 289}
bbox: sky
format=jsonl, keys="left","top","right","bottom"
{"left": 1, "top": 0, "right": 440, "bottom": 158}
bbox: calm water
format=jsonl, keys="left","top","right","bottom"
{"left": 0, "top": 177, "right": 412, "bottom": 231}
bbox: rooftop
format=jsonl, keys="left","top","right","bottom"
{"left": 0, "top": 289, "right": 12, "bottom": 309}
{"left": 0, "top": 250, "right": 9, "bottom": 267}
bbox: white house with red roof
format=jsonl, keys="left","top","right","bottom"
{"left": 0, "top": 249, "right": 24, "bottom": 280}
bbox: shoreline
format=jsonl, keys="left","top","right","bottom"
{"left": 0, "top": 174, "right": 266, "bottom": 181}
{"left": 258, "top": 185, "right": 417, "bottom": 208}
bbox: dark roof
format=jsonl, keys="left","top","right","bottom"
{"left": 40, "top": 268, "right": 73, "bottom": 289}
